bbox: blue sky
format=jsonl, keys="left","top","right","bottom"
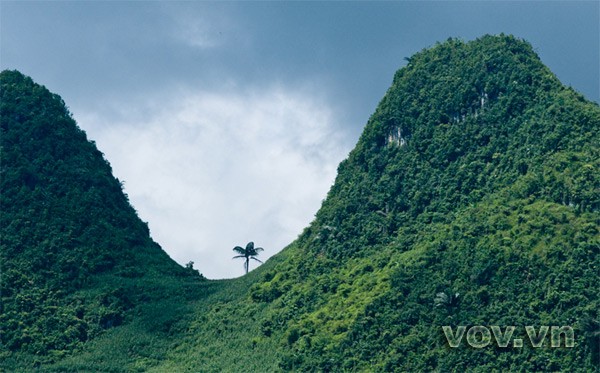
{"left": 2, "top": 1, "right": 598, "bottom": 278}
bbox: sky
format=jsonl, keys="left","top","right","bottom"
{"left": 1, "top": 1, "right": 598, "bottom": 279}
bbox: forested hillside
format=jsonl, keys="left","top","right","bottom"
{"left": 0, "top": 70, "right": 204, "bottom": 368}
{"left": 1, "top": 35, "right": 598, "bottom": 371}
{"left": 235, "top": 34, "right": 600, "bottom": 372}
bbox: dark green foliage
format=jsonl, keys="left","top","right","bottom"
{"left": 184, "top": 261, "right": 205, "bottom": 279}
{"left": 2, "top": 34, "right": 599, "bottom": 371}
{"left": 245, "top": 34, "right": 599, "bottom": 371}
{"left": 0, "top": 70, "right": 203, "bottom": 366}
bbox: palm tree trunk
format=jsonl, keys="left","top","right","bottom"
{"left": 245, "top": 258, "right": 249, "bottom": 274}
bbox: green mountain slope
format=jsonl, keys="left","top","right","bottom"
{"left": 2, "top": 34, "right": 599, "bottom": 372}
{"left": 0, "top": 71, "right": 204, "bottom": 368}
{"left": 252, "top": 35, "right": 599, "bottom": 370}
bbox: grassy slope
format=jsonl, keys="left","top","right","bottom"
{"left": 44, "top": 252, "right": 289, "bottom": 372}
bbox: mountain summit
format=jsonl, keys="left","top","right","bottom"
{"left": 243, "top": 34, "right": 599, "bottom": 371}
{"left": 0, "top": 70, "right": 200, "bottom": 361}
{"left": 2, "top": 35, "right": 598, "bottom": 371}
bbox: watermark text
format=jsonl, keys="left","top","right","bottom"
{"left": 442, "top": 325, "right": 574, "bottom": 348}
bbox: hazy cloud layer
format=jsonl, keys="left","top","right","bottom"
{"left": 77, "top": 86, "right": 351, "bottom": 278}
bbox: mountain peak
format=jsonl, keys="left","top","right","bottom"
{"left": 1, "top": 69, "right": 196, "bottom": 355}
{"left": 314, "top": 35, "right": 596, "bottom": 252}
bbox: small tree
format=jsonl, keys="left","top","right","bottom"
{"left": 184, "top": 261, "right": 205, "bottom": 279}
{"left": 233, "top": 241, "right": 264, "bottom": 274}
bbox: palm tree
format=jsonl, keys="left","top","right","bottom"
{"left": 233, "top": 241, "right": 264, "bottom": 274}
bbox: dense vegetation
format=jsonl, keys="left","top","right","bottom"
{"left": 1, "top": 34, "right": 598, "bottom": 371}
{"left": 0, "top": 70, "right": 204, "bottom": 367}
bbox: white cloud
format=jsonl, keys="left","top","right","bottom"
{"left": 77, "top": 85, "right": 351, "bottom": 279}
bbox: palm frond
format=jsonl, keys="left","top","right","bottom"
{"left": 232, "top": 246, "right": 245, "bottom": 255}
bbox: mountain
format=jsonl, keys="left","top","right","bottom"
{"left": 0, "top": 70, "right": 204, "bottom": 367}
{"left": 2, "top": 34, "right": 599, "bottom": 371}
